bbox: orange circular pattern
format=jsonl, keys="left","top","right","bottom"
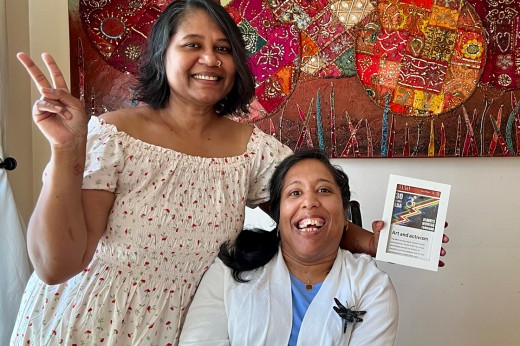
{"left": 355, "top": 0, "right": 486, "bottom": 116}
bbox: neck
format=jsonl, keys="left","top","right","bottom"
{"left": 282, "top": 250, "right": 336, "bottom": 286}
{"left": 158, "top": 105, "right": 222, "bottom": 135}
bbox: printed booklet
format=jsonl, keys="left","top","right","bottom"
{"left": 376, "top": 174, "right": 451, "bottom": 271}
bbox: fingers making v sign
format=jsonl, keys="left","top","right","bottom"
{"left": 17, "top": 52, "right": 88, "bottom": 148}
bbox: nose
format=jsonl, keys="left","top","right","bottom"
{"left": 302, "top": 192, "right": 320, "bottom": 209}
{"left": 199, "top": 49, "right": 219, "bottom": 67}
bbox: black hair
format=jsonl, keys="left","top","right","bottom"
{"left": 218, "top": 148, "right": 351, "bottom": 282}
{"left": 134, "top": 0, "right": 255, "bottom": 116}
{"left": 267, "top": 148, "right": 351, "bottom": 225}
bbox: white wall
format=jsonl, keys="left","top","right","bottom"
{"left": 11, "top": 0, "right": 520, "bottom": 344}
{"left": 6, "top": 0, "right": 69, "bottom": 224}
{"left": 5, "top": 0, "right": 32, "bottom": 224}
{"left": 27, "top": 0, "right": 70, "bottom": 199}
{"left": 247, "top": 157, "right": 520, "bottom": 345}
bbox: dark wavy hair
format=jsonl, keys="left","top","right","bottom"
{"left": 219, "top": 149, "right": 351, "bottom": 282}
{"left": 134, "top": 0, "right": 255, "bottom": 116}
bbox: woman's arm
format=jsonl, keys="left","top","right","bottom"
{"left": 341, "top": 220, "right": 450, "bottom": 266}
{"left": 340, "top": 221, "right": 382, "bottom": 256}
{"left": 260, "top": 202, "right": 382, "bottom": 255}
{"left": 261, "top": 197, "right": 448, "bottom": 263}
{"left": 18, "top": 52, "right": 114, "bottom": 284}
{"left": 343, "top": 194, "right": 450, "bottom": 259}
{"left": 28, "top": 153, "right": 114, "bottom": 284}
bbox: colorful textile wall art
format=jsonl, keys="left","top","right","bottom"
{"left": 69, "top": 0, "right": 520, "bottom": 158}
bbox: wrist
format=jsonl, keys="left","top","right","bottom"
{"left": 48, "top": 145, "right": 86, "bottom": 177}
{"left": 368, "top": 234, "right": 376, "bottom": 257}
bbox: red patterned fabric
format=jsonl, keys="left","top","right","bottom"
{"left": 468, "top": 0, "right": 520, "bottom": 90}
{"left": 80, "top": 1, "right": 168, "bottom": 74}
{"left": 72, "top": 0, "right": 520, "bottom": 158}
{"left": 229, "top": 0, "right": 374, "bottom": 116}
{"left": 355, "top": 1, "right": 486, "bottom": 116}
{"left": 227, "top": 0, "right": 300, "bottom": 115}
{"left": 80, "top": 0, "right": 373, "bottom": 119}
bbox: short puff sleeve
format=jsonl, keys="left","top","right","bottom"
{"left": 246, "top": 129, "right": 292, "bottom": 208}
{"left": 82, "top": 116, "right": 124, "bottom": 192}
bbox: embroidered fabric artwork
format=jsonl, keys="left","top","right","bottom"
{"left": 227, "top": 0, "right": 374, "bottom": 119}
{"left": 80, "top": 0, "right": 163, "bottom": 75}
{"left": 468, "top": 0, "right": 520, "bottom": 91}
{"left": 226, "top": 0, "right": 301, "bottom": 117}
{"left": 70, "top": 0, "right": 520, "bottom": 157}
{"left": 355, "top": 0, "right": 486, "bottom": 116}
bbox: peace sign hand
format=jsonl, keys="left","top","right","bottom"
{"left": 17, "top": 52, "right": 89, "bottom": 149}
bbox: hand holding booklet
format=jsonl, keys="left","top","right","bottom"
{"left": 376, "top": 175, "right": 451, "bottom": 271}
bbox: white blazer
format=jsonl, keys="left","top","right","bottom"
{"left": 180, "top": 248, "right": 398, "bottom": 345}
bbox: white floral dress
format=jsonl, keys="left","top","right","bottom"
{"left": 11, "top": 116, "right": 291, "bottom": 346}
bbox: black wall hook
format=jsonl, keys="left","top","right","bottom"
{"left": 0, "top": 157, "right": 17, "bottom": 171}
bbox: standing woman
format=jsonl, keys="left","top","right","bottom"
{"left": 12, "top": 0, "right": 381, "bottom": 345}
{"left": 12, "top": 1, "right": 291, "bottom": 344}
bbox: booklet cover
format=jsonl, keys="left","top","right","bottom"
{"left": 376, "top": 174, "right": 451, "bottom": 271}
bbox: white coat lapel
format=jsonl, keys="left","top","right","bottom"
{"left": 264, "top": 250, "right": 293, "bottom": 345}
{"left": 297, "top": 250, "right": 354, "bottom": 345}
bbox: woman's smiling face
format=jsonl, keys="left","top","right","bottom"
{"left": 279, "top": 159, "right": 346, "bottom": 263}
{"left": 164, "top": 9, "right": 236, "bottom": 109}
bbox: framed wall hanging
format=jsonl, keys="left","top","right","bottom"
{"left": 69, "top": 0, "right": 520, "bottom": 157}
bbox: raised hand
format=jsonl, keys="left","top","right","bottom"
{"left": 370, "top": 220, "right": 383, "bottom": 256}
{"left": 371, "top": 220, "right": 450, "bottom": 267}
{"left": 439, "top": 222, "right": 449, "bottom": 268}
{"left": 17, "top": 52, "right": 88, "bottom": 149}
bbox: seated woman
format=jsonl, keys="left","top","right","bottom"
{"left": 179, "top": 149, "right": 399, "bottom": 345}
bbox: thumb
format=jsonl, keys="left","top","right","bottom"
{"left": 371, "top": 220, "right": 384, "bottom": 235}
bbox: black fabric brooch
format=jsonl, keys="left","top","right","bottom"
{"left": 333, "top": 298, "right": 366, "bottom": 333}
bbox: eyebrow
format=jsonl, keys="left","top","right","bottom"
{"left": 180, "top": 34, "right": 230, "bottom": 43}
{"left": 284, "top": 178, "right": 336, "bottom": 189}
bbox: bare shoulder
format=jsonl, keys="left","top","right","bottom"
{"left": 99, "top": 107, "right": 154, "bottom": 133}
{"left": 222, "top": 117, "right": 254, "bottom": 142}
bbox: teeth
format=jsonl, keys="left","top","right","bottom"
{"left": 298, "top": 218, "right": 324, "bottom": 230}
{"left": 193, "top": 74, "right": 218, "bottom": 81}
{"left": 299, "top": 227, "right": 319, "bottom": 232}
